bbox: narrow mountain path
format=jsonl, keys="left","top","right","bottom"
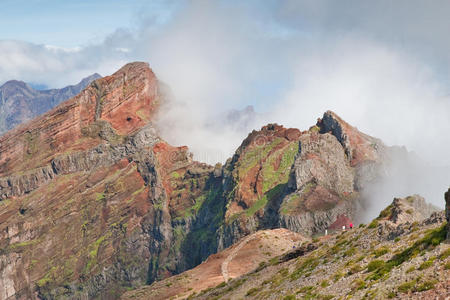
{"left": 221, "top": 234, "right": 258, "bottom": 282}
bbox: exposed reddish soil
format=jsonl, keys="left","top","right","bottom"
{"left": 0, "top": 62, "right": 159, "bottom": 176}
{"left": 121, "top": 228, "right": 307, "bottom": 300}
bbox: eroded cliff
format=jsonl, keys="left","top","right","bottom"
{"left": 0, "top": 62, "right": 409, "bottom": 299}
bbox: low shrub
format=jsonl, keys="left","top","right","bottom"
{"left": 417, "top": 280, "right": 437, "bottom": 292}
{"left": 397, "top": 280, "right": 416, "bottom": 293}
{"left": 367, "top": 260, "right": 385, "bottom": 272}
{"left": 373, "top": 247, "right": 389, "bottom": 258}
{"left": 320, "top": 280, "right": 329, "bottom": 288}
{"left": 418, "top": 259, "right": 434, "bottom": 270}
{"left": 246, "top": 287, "right": 259, "bottom": 296}
{"left": 368, "top": 220, "right": 379, "bottom": 229}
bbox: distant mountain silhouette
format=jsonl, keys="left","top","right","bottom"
{"left": 0, "top": 73, "right": 101, "bottom": 135}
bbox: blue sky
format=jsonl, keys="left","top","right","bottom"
{"left": 0, "top": 0, "right": 176, "bottom": 47}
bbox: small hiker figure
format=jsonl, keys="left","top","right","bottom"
{"left": 349, "top": 222, "right": 353, "bottom": 229}
{"left": 342, "top": 225, "right": 346, "bottom": 231}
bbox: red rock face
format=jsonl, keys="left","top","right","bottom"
{"left": 152, "top": 141, "right": 214, "bottom": 220}
{"left": 0, "top": 62, "right": 172, "bottom": 299}
{"left": 0, "top": 74, "right": 101, "bottom": 136}
{"left": 0, "top": 60, "right": 404, "bottom": 300}
{"left": 0, "top": 62, "right": 159, "bottom": 176}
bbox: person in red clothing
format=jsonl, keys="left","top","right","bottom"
{"left": 349, "top": 222, "right": 353, "bottom": 229}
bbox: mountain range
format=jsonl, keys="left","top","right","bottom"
{"left": 0, "top": 73, "right": 101, "bottom": 135}
{"left": 0, "top": 62, "right": 447, "bottom": 300}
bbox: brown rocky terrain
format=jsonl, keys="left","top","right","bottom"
{"left": 0, "top": 61, "right": 447, "bottom": 299}
{"left": 0, "top": 62, "right": 178, "bottom": 299}
{"left": 147, "top": 194, "right": 448, "bottom": 300}
{"left": 377, "top": 195, "right": 440, "bottom": 225}
{"left": 0, "top": 74, "right": 101, "bottom": 135}
{"left": 121, "top": 228, "right": 306, "bottom": 300}
{"left": 216, "top": 111, "right": 391, "bottom": 251}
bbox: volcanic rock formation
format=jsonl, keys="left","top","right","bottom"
{"left": 0, "top": 73, "right": 101, "bottom": 135}
{"left": 0, "top": 62, "right": 170, "bottom": 299}
{"left": 121, "top": 228, "right": 307, "bottom": 300}
{"left": 378, "top": 195, "right": 440, "bottom": 225}
{"left": 165, "top": 202, "right": 449, "bottom": 300}
{"left": 0, "top": 61, "right": 422, "bottom": 299}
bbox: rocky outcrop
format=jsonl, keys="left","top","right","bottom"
{"left": 0, "top": 61, "right": 415, "bottom": 299}
{"left": 216, "top": 116, "right": 384, "bottom": 247}
{"left": 0, "top": 62, "right": 172, "bottom": 299}
{"left": 377, "top": 195, "right": 440, "bottom": 225}
{"left": 318, "top": 110, "right": 386, "bottom": 167}
{"left": 0, "top": 73, "right": 101, "bottom": 135}
{"left": 121, "top": 229, "right": 307, "bottom": 300}
{"left": 317, "top": 110, "right": 389, "bottom": 192}
{"left": 446, "top": 188, "right": 450, "bottom": 239}
{"left": 374, "top": 195, "right": 443, "bottom": 241}
{"left": 178, "top": 208, "right": 449, "bottom": 300}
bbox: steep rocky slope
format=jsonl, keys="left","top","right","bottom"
{"left": 0, "top": 61, "right": 434, "bottom": 299}
{"left": 152, "top": 195, "right": 448, "bottom": 300}
{"left": 0, "top": 62, "right": 170, "bottom": 299}
{"left": 216, "top": 112, "right": 390, "bottom": 251}
{"left": 0, "top": 73, "right": 100, "bottom": 135}
{"left": 121, "top": 229, "right": 307, "bottom": 300}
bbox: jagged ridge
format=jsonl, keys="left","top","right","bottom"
{"left": 0, "top": 62, "right": 442, "bottom": 299}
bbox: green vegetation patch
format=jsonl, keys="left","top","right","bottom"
{"left": 367, "top": 220, "right": 379, "bottom": 229}
{"left": 8, "top": 238, "right": 41, "bottom": 251}
{"left": 367, "top": 260, "right": 385, "bottom": 272}
{"left": 418, "top": 257, "right": 435, "bottom": 270}
{"left": 439, "top": 247, "right": 450, "bottom": 260}
{"left": 85, "top": 233, "right": 110, "bottom": 273}
{"left": 95, "top": 192, "right": 106, "bottom": 202}
{"left": 290, "top": 256, "right": 320, "bottom": 281}
{"left": 246, "top": 287, "right": 260, "bottom": 296}
{"left": 237, "top": 137, "right": 284, "bottom": 179}
{"left": 397, "top": 280, "right": 417, "bottom": 293}
{"left": 366, "top": 223, "right": 447, "bottom": 281}
{"left": 260, "top": 142, "right": 298, "bottom": 194}
{"left": 417, "top": 280, "right": 438, "bottom": 292}
{"left": 373, "top": 246, "right": 389, "bottom": 258}
{"left": 378, "top": 204, "right": 393, "bottom": 219}
{"left": 246, "top": 183, "right": 286, "bottom": 216}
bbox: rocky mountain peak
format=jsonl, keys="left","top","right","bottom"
{"left": 0, "top": 62, "right": 446, "bottom": 299}
{"left": 236, "top": 123, "right": 301, "bottom": 155}
{"left": 1, "top": 79, "right": 31, "bottom": 89}
{"left": 378, "top": 195, "right": 440, "bottom": 225}
{"left": 318, "top": 110, "right": 385, "bottom": 166}
{"left": 0, "top": 80, "right": 35, "bottom": 98}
